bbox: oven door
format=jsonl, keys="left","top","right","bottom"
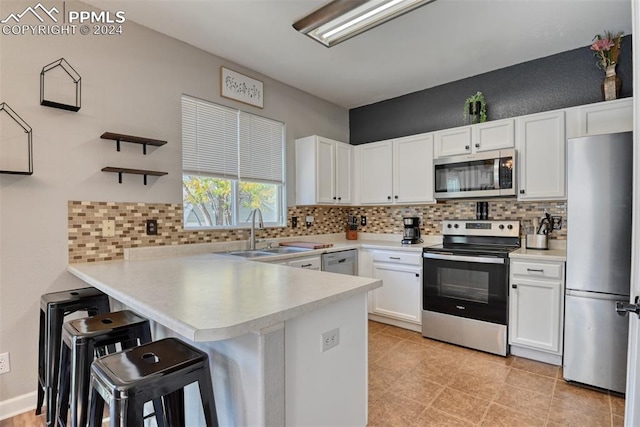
{"left": 422, "top": 252, "right": 509, "bottom": 324}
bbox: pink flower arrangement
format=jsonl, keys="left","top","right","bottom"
{"left": 591, "top": 31, "right": 623, "bottom": 69}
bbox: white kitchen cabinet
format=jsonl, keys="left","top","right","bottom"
{"left": 434, "top": 118, "right": 514, "bottom": 158}
{"left": 358, "top": 133, "right": 434, "bottom": 205}
{"left": 565, "top": 98, "right": 633, "bottom": 138}
{"left": 516, "top": 111, "right": 566, "bottom": 201}
{"left": 509, "top": 258, "right": 565, "bottom": 365}
{"left": 295, "top": 135, "right": 352, "bottom": 205}
{"left": 367, "top": 250, "right": 422, "bottom": 331}
{"left": 287, "top": 255, "right": 321, "bottom": 270}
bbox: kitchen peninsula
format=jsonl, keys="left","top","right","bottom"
{"left": 68, "top": 253, "right": 381, "bottom": 426}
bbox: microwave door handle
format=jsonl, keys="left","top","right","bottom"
{"left": 493, "top": 158, "right": 500, "bottom": 189}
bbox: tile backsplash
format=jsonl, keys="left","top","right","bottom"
{"left": 68, "top": 199, "right": 566, "bottom": 263}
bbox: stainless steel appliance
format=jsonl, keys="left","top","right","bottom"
{"left": 434, "top": 149, "right": 516, "bottom": 199}
{"left": 564, "top": 132, "right": 632, "bottom": 394}
{"left": 322, "top": 249, "right": 358, "bottom": 275}
{"left": 401, "top": 217, "right": 422, "bottom": 244}
{"left": 422, "top": 220, "right": 520, "bottom": 356}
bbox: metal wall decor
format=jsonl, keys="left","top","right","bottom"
{"left": 0, "top": 102, "right": 33, "bottom": 175}
{"left": 220, "top": 67, "right": 264, "bottom": 108}
{"left": 40, "top": 58, "right": 81, "bottom": 112}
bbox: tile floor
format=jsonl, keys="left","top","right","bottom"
{"left": 368, "top": 320, "right": 625, "bottom": 426}
{"left": 0, "top": 321, "right": 626, "bottom": 426}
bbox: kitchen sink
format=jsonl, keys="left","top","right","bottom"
{"left": 223, "top": 246, "right": 312, "bottom": 258}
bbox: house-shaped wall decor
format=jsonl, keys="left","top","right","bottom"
{"left": 40, "top": 58, "right": 81, "bottom": 112}
{"left": 0, "top": 102, "right": 33, "bottom": 175}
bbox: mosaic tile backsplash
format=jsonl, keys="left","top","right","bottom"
{"left": 68, "top": 199, "right": 566, "bottom": 263}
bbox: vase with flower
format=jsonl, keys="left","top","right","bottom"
{"left": 591, "top": 31, "right": 623, "bottom": 101}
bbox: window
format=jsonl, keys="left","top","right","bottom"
{"left": 182, "top": 96, "right": 285, "bottom": 228}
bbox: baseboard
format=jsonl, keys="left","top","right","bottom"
{"left": 510, "top": 345, "right": 563, "bottom": 366}
{"left": 368, "top": 313, "right": 421, "bottom": 332}
{"left": 0, "top": 391, "right": 36, "bottom": 421}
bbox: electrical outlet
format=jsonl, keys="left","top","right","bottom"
{"left": 360, "top": 216, "right": 367, "bottom": 226}
{"left": 101, "top": 220, "right": 115, "bottom": 237}
{"left": 291, "top": 216, "right": 298, "bottom": 228}
{"left": 551, "top": 216, "right": 562, "bottom": 230}
{"left": 0, "top": 352, "right": 10, "bottom": 374}
{"left": 321, "top": 328, "right": 340, "bottom": 352}
{"left": 146, "top": 219, "right": 158, "bottom": 235}
{"left": 305, "top": 215, "right": 314, "bottom": 227}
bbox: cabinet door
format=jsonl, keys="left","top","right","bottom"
{"left": 335, "top": 142, "right": 352, "bottom": 204}
{"left": 566, "top": 98, "right": 633, "bottom": 138}
{"left": 371, "top": 263, "right": 422, "bottom": 324}
{"left": 473, "top": 119, "right": 515, "bottom": 152}
{"left": 509, "top": 278, "right": 562, "bottom": 353}
{"left": 434, "top": 126, "right": 472, "bottom": 158}
{"left": 393, "top": 134, "right": 435, "bottom": 204}
{"left": 516, "top": 111, "right": 566, "bottom": 200}
{"left": 316, "top": 138, "right": 336, "bottom": 204}
{"left": 359, "top": 141, "right": 393, "bottom": 204}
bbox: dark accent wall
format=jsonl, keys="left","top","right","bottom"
{"left": 349, "top": 36, "right": 633, "bottom": 145}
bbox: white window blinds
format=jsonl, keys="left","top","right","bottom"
{"left": 182, "top": 96, "right": 284, "bottom": 184}
{"left": 182, "top": 96, "right": 238, "bottom": 178}
{"left": 239, "top": 111, "right": 284, "bottom": 184}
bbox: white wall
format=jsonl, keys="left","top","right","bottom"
{"left": 0, "top": 0, "right": 348, "bottom": 409}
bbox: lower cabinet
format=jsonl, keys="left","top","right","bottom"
{"left": 287, "top": 256, "right": 321, "bottom": 270}
{"left": 509, "top": 258, "right": 565, "bottom": 365}
{"left": 362, "top": 249, "right": 422, "bottom": 331}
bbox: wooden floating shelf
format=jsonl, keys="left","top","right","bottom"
{"left": 100, "top": 132, "right": 167, "bottom": 155}
{"left": 101, "top": 167, "right": 168, "bottom": 185}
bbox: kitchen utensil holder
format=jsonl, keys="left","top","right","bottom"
{"left": 526, "top": 234, "right": 548, "bottom": 250}
{"left": 346, "top": 229, "right": 357, "bottom": 240}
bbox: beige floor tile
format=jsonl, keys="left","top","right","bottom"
{"left": 375, "top": 342, "right": 429, "bottom": 375}
{"left": 458, "top": 357, "right": 511, "bottom": 383}
{"left": 367, "top": 391, "right": 427, "bottom": 427}
{"left": 413, "top": 407, "right": 474, "bottom": 426}
{"left": 411, "top": 355, "right": 463, "bottom": 386}
{"left": 369, "top": 332, "right": 404, "bottom": 362}
{"left": 611, "top": 393, "right": 626, "bottom": 417}
{"left": 493, "top": 383, "right": 552, "bottom": 418}
{"left": 613, "top": 414, "right": 625, "bottom": 426}
{"left": 505, "top": 368, "right": 556, "bottom": 395}
{"left": 553, "top": 380, "right": 611, "bottom": 412}
{"left": 404, "top": 333, "right": 443, "bottom": 347}
{"left": 448, "top": 373, "right": 505, "bottom": 401}
{"left": 379, "top": 325, "right": 421, "bottom": 340}
{"left": 430, "top": 387, "right": 491, "bottom": 424}
{"left": 466, "top": 349, "right": 515, "bottom": 367}
{"left": 368, "top": 320, "right": 388, "bottom": 335}
{"left": 388, "top": 371, "right": 444, "bottom": 406}
{"left": 369, "top": 362, "right": 402, "bottom": 403}
{"left": 547, "top": 397, "right": 613, "bottom": 427}
{"left": 511, "top": 357, "right": 559, "bottom": 378}
{"left": 480, "top": 403, "right": 545, "bottom": 427}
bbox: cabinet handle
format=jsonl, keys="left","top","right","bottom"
{"left": 333, "top": 196, "right": 336, "bottom": 200}
{"left": 527, "top": 268, "right": 544, "bottom": 273}
{"left": 338, "top": 197, "right": 342, "bottom": 201}
{"left": 512, "top": 284, "right": 518, "bottom": 289}
{"left": 394, "top": 195, "right": 398, "bottom": 199}
{"left": 519, "top": 189, "right": 525, "bottom": 194}
{"left": 301, "top": 264, "right": 312, "bottom": 268}
{"left": 475, "top": 143, "right": 480, "bottom": 148}
{"left": 387, "top": 196, "right": 391, "bottom": 200}
{"left": 389, "top": 256, "right": 401, "bottom": 260}
{"left": 415, "top": 273, "right": 420, "bottom": 278}
{"left": 465, "top": 145, "right": 470, "bottom": 150}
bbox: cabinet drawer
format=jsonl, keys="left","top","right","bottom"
{"left": 372, "top": 251, "right": 421, "bottom": 266}
{"left": 511, "top": 261, "right": 563, "bottom": 279}
{"left": 288, "top": 256, "right": 321, "bottom": 270}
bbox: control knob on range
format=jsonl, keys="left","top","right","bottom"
{"left": 499, "top": 224, "right": 505, "bottom": 230}
{"left": 447, "top": 224, "right": 452, "bottom": 229}
{"left": 453, "top": 224, "right": 459, "bottom": 229}
{"left": 507, "top": 224, "right": 513, "bottom": 230}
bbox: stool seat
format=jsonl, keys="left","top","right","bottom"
{"left": 56, "top": 310, "right": 157, "bottom": 427}
{"left": 89, "top": 337, "right": 218, "bottom": 427}
{"left": 37, "top": 287, "right": 110, "bottom": 425}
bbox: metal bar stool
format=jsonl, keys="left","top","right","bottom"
{"left": 56, "top": 310, "right": 164, "bottom": 427}
{"left": 37, "top": 287, "right": 111, "bottom": 425}
{"left": 88, "top": 337, "right": 218, "bottom": 427}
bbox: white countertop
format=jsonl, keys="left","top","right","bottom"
{"left": 68, "top": 253, "right": 381, "bottom": 342}
{"left": 509, "top": 247, "right": 567, "bottom": 262}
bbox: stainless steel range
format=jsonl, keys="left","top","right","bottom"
{"left": 422, "top": 220, "right": 520, "bottom": 356}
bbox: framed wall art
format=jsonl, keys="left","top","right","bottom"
{"left": 220, "top": 67, "right": 264, "bottom": 108}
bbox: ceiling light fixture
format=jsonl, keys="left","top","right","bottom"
{"left": 293, "top": 0, "right": 435, "bottom": 47}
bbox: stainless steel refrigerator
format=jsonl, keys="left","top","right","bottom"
{"left": 564, "top": 131, "right": 632, "bottom": 394}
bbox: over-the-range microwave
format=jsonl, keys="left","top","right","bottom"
{"left": 434, "top": 149, "right": 516, "bottom": 199}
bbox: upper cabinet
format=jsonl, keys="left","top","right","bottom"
{"left": 358, "top": 133, "right": 434, "bottom": 205}
{"left": 516, "top": 111, "right": 566, "bottom": 201}
{"left": 566, "top": 98, "right": 633, "bottom": 138}
{"left": 295, "top": 135, "right": 353, "bottom": 205}
{"left": 434, "top": 118, "right": 514, "bottom": 158}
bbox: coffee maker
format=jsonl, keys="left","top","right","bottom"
{"left": 401, "top": 217, "right": 422, "bottom": 244}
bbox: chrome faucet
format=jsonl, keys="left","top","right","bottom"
{"left": 246, "top": 208, "right": 264, "bottom": 250}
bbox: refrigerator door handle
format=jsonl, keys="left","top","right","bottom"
{"left": 616, "top": 296, "right": 640, "bottom": 318}
{"left": 566, "top": 289, "right": 629, "bottom": 301}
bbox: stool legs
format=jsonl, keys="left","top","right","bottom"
{"left": 36, "top": 309, "right": 46, "bottom": 416}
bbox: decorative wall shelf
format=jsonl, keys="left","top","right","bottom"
{"left": 100, "top": 132, "right": 167, "bottom": 155}
{"left": 0, "top": 102, "right": 33, "bottom": 175}
{"left": 40, "top": 58, "right": 81, "bottom": 112}
{"left": 101, "top": 167, "right": 168, "bottom": 185}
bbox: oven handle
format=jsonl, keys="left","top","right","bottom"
{"left": 422, "top": 252, "right": 506, "bottom": 265}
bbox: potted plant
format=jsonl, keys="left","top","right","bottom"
{"left": 463, "top": 91, "right": 487, "bottom": 124}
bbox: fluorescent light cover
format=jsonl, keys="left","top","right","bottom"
{"left": 294, "top": 0, "right": 433, "bottom": 47}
